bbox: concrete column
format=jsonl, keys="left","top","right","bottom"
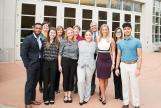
{"left": 0, "top": 0, "right": 16, "bottom": 62}
{"left": 141, "top": 0, "right": 153, "bottom": 52}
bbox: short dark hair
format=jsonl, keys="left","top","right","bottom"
{"left": 33, "top": 23, "right": 42, "bottom": 27}
{"left": 122, "top": 23, "right": 132, "bottom": 29}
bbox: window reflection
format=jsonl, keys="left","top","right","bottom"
{"left": 125, "top": 14, "right": 131, "bottom": 22}
{"left": 135, "top": 16, "right": 140, "bottom": 23}
{"left": 43, "top": 0, "right": 60, "bottom": 2}
{"left": 82, "top": 9, "right": 92, "bottom": 35}
{"left": 44, "top": 6, "right": 57, "bottom": 16}
{"left": 64, "top": 7, "right": 76, "bottom": 29}
{"left": 98, "top": 21, "right": 107, "bottom": 30}
{"left": 111, "top": 0, "right": 122, "bottom": 9}
{"left": 64, "top": 19, "right": 75, "bottom": 29}
{"left": 44, "top": 17, "right": 56, "bottom": 27}
{"left": 96, "top": 0, "right": 110, "bottom": 8}
{"left": 112, "top": 22, "right": 120, "bottom": 31}
{"left": 22, "top": 4, "right": 35, "bottom": 15}
{"left": 64, "top": 7, "right": 76, "bottom": 18}
{"left": 123, "top": 0, "right": 132, "bottom": 11}
{"left": 63, "top": 0, "right": 78, "bottom": 4}
{"left": 21, "top": 16, "right": 35, "bottom": 28}
{"left": 80, "top": 0, "right": 94, "bottom": 6}
{"left": 113, "top": 13, "right": 120, "bottom": 21}
{"left": 99, "top": 11, "right": 107, "bottom": 20}
{"left": 135, "top": 24, "right": 140, "bottom": 32}
{"left": 83, "top": 9, "right": 92, "bottom": 19}
{"left": 134, "top": 2, "right": 142, "bottom": 12}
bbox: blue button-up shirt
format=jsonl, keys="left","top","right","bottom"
{"left": 117, "top": 36, "right": 142, "bottom": 62}
{"left": 33, "top": 33, "right": 42, "bottom": 58}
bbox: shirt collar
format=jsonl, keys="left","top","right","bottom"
{"left": 33, "top": 33, "right": 40, "bottom": 40}
{"left": 124, "top": 36, "right": 133, "bottom": 40}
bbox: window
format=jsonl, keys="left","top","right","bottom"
{"left": 124, "top": 14, "right": 131, "bottom": 22}
{"left": 134, "top": 2, "right": 142, "bottom": 12}
{"left": 135, "top": 15, "right": 141, "bottom": 39}
{"left": 21, "top": 4, "right": 36, "bottom": 43}
{"left": 152, "top": 0, "right": 161, "bottom": 43}
{"left": 82, "top": 9, "right": 92, "bottom": 36}
{"left": 44, "top": 6, "right": 57, "bottom": 27}
{"left": 111, "top": 0, "right": 122, "bottom": 9}
{"left": 80, "top": 0, "right": 94, "bottom": 6}
{"left": 98, "top": 11, "right": 107, "bottom": 30}
{"left": 96, "top": 0, "right": 110, "bottom": 8}
{"left": 123, "top": 0, "right": 132, "bottom": 11}
{"left": 112, "top": 13, "right": 120, "bottom": 33}
{"left": 43, "top": 0, "right": 60, "bottom": 2}
{"left": 62, "top": 0, "right": 78, "bottom": 4}
{"left": 64, "top": 7, "right": 76, "bottom": 29}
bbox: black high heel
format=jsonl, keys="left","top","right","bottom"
{"left": 99, "top": 96, "right": 102, "bottom": 102}
{"left": 68, "top": 96, "right": 72, "bottom": 103}
{"left": 64, "top": 96, "right": 68, "bottom": 103}
{"left": 102, "top": 98, "right": 106, "bottom": 105}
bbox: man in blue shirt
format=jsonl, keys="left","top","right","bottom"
{"left": 115, "top": 23, "right": 142, "bottom": 108}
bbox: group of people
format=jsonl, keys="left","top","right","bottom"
{"left": 21, "top": 21, "right": 142, "bottom": 108}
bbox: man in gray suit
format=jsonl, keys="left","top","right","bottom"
{"left": 90, "top": 21, "right": 98, "bottom": 95}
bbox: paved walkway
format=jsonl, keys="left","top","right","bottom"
{"left": 0, "top": 53, "right": 161, "bottom": 108}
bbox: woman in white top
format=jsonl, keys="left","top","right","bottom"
{"left": 96, "top": 24, "right": 115, "bottom": 105}
{"left": 77, "top": 30, "right": 96, "bottom": 105}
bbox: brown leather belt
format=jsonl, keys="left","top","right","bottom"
{"left": 122, "top": 61, "right": 137, "bottom": 64}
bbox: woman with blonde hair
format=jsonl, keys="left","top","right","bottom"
{"left": 58, "top": 27, "right": 78, "bottom": 103}
{"left": 96, "top": 24, "right": 115, "bottom": 105}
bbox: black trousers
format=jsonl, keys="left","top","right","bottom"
{"left": 91, "top": 71, "right": 96, "bottom": 93}
{"left": 39, "top": 59, "right": 43, "bottom": 88}
{"left": 61, "top": 57, "right": 77, "bottom": 91}
{"left": 25, "top": 61, "right": 40, "bottom": 105}
{"left": 113, "top": 68, "right": 123, "bottom": 100}
{"left": 73, "top": 70, "right": 78, "bottom": 92}
{"left": 43, "top": 60, "right": 57, "bottom": 101}
{"left": 55, "top": 62, "right": 60, "bottom": 91}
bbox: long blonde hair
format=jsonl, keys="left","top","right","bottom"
{"left": 98, "top": 24, "right": 111, "bottom": 42}
{"left": 64, "top": 27, "right": 75, "bottom": 41}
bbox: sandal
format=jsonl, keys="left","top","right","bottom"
{"left": 64, "top": 96, "right": 68, "bottom": 103}
{"left": 68, "top": 96, "right": 72, "bottom": 103}
{"left": 102, "top": 99, "right": 106, "bottom": 105}
{"left": 99, "top": 96, "right": 102, "bottom": 102}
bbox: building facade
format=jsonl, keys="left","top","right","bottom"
{"left": 0, "top": 0, "right": 160, "bottom": 62}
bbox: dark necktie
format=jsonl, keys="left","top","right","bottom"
{"left": 93, "top": 32, "right": 96, "bottom": 41}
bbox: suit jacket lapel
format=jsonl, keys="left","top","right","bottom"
{"left": 32, "top": 34, "right": 39, "bottom": 50}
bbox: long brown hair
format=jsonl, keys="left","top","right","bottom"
{"left": 46, "top": 27, "right": 59, "bottom": 49}
{"left": 113, "top": 27, "right": 123, "bottom": 42}
{"left": 98, "top": 24, "right": 111, "bottom": 42}
{"left": 64, "top": 27, "right": 75, "bottom": 41}
{"left": 56, "top": 25, "right": 64, "bottom": 37}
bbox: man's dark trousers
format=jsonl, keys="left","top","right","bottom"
{"left": 25, "top": 61, "right": 40, "bottom": 104}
